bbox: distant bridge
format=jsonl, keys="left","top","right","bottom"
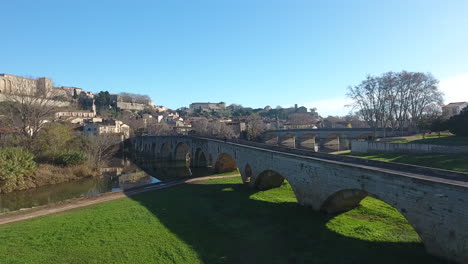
{"left": 262, "top": 128, "right": 409, "bottom": 151}
{"left": 129, "top": 136, "right": 468, "bottom": 264}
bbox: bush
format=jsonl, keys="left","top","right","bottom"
{"left": 0, "top": 147, "right": 36, "bottom": 193}
{"left": 54, "top": 151, "right": 87, "bottom": 166}
{"left": 448, "top": 107, "right": 468, "bottom": 137}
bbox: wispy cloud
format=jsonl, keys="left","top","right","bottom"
{"left": 439, "top": 74, "right": 468, "bottom": 104}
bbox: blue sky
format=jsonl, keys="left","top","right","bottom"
{"left": 2, "top": 0, "right": 468, "bottom": 115}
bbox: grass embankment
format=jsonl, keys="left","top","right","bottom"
{"left": 0, "top": 177, "right": 442, "bottom": 264}
{"left": 344, "top": 152, "right": 468, "bottom": 173}
{"left": 387, "top": 133, "right": 468, "bottom": 146}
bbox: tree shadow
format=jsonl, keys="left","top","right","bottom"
{"left": 124, "top": 180, "right": 448, "bottom": 264}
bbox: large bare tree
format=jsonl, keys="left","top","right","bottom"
{"left": 0, "top": 78, "right": 68, "bottom": 139}
{"left": 85, "top": 135, "right": 121, "bottom": 168}
{"left": 246, "top": 114, "right": 266, "bottom": 141}
{"left": 347, "top": 71, "right": 443, "bottom": 136}
{"left": 147, "top": 120, "right": 172, "bottom": 136}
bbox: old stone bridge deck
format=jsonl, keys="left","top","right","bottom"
{"left": 262, "top": 128, "right": 409, "bottom": 151}
{"left": 129, "top": 136, "right": 468, "bottom": 264}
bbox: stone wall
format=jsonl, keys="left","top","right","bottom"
{"left": 351, "top": 141, "right": 468, "bottom": 154}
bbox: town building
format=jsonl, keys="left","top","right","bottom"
{"left": 189, "top": 102, "right": 226, "bottom": 112}
{"left": 110, "top": 94, "right": 154, "bottom": 111}
{"left": 55, "top": 110, "right": 96, "bottom": 119}
{"left": 83, "top": 119, "right": 130, "bottom": 139}
{"left": 442, "top": 102, "right": 468, "bottom": 117}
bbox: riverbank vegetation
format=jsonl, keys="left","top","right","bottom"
{"left": 0, "top": 123, "right": 119, "bottom": 193}
{"left": 343, "top": 152, "right": 468, "bottom": 173}
{"left": 0, "top": 177, "right": 443, "bottom": 263}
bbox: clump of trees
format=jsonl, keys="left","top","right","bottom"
{"left": 447, "top": 107, "right": 468, "bottom": 136}
{"left": 0, "top": 122, "right": 122, "bottom": 193}
{"left": 347, "top": 71, "right": 443, "bottom": 135}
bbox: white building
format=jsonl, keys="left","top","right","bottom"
{"left": 442, "top": 102, "right": 468, "bottom": 117}
{"left": 83, "top": 120, "right": 130, "bottom": 139}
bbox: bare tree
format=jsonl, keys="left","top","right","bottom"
{"left": 85, "top": 135, "right": 121, "bottom": 168}
{"left": 347, "top": 71, "right": 443, "bottom": 136}
{"left": 192, "top": 119, "right": 235, "bottom": 138}
{"left": 147, "top": 120, "right": 171, "bottom": 136}
{"left": 246, "top": 114, "right": 266, "bottom": 141}
{"left": 0, "top": 79, "right": 68, "bottom": 139}
{"left": 192, "top": 119, "right": 210, "bottom": 135}
{"left": 287, "top": 113, "right": 318, "bottom": 125}
{"left": 209, "top": 121, "right": 235, "bottom": 138}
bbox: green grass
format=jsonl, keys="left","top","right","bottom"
{"left": 387, "top": 134, "right": 468, "bottom": 146}
{"left": 345, "top": 152, "right": 468, "bottom": 173}
{"left": 0, "top": 177, "right": 444, "bottom": 264}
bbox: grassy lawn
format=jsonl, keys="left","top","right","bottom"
{"left": 344, "top": 152, "right": 468, "bottom": 173}
{"left": 387, "top": 133, "right": 468, "bottom": 146}
{"left": 0, "top": 177, "right": 443, "bottom": 264}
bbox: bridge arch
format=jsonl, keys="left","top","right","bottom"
{"left": 320, "top": 188, "right": 424, "bottom": 252}
{"left": 264, "top": 132, "right": 278, "bottom": 145}
{"left": 174, "top": 142, "right": 190, "bottom": 165}
{"left": 279, "top": 133, "right": 295, "bottom": 148}
{"left": 299, "top": 133, "right": 319, "bottom": 150}
{"left": 254, "top": 170, "right": 285, "bottom": 190}
{"left": 324, "top": 133, "right": 349, "bottom": 151}
{"left": 356, "top": 133, "right": 375, "bottom": 141}
{"left": 242, "top": 163, "right": 253, "bottom": 183}
{"left": 160, "top": 143, "right": 171, "bottom": 160}
{"left": 320, "top": 189, "right": 368, "bottom": 213}
{"left": 194, "top": 148, "right": 207, "bottom": 167}
{"left": 214, "top": 153, "right": 238, "bottom": 173}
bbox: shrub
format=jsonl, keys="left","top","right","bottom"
{"left": 0, "top": 147, "right": 36, "bottom": 193}
{"left": 447, "top": 107, "right": 468, "bottom": 137}
{"left": 54, "top": 151, "right": 87, "bottom": 166}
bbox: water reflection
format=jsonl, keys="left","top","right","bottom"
{"left": 0, "top": 159, "right": 213, "bottom": 214}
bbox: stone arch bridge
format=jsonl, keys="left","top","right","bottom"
{"left": 129, "top": 135, "right": 468, "bottom": 264}
{"left": 262, "top": 128, "right": 408, "bottom": 151}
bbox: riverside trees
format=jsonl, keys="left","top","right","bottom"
{"left": 347, "top": 71, "right": 443, "bottom": 136}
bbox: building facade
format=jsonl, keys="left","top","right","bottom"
{"left": 189, "top": 102, "right": 226, "bottom": 112}
{"left": 442, "top": 102, "right": 468, "bottom": 117}
{"left": 83, "top": 120, "right": 130, "bottom": 139}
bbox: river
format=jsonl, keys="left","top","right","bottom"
{"left": 0, "top": 159, "right": 213, "bottom": 214}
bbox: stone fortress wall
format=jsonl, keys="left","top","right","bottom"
{"left": 0, "top": 74, "right": 53, "bottom": 95}
{"left": 0, "top": 74, "right": 69, "bottom": 106}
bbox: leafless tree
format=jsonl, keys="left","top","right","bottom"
{"left": 85, "top": 135, "right": 121, "bottom": 168}
{"left": 287, "top": 113, "right": 318, "bottom": 125}
{"left": 192, "top": 119, "right": 235, "bottom": 138}
{"left": 192, "top": 119, "right": 210, "bottom": 135}
{"left": 210, "top": 121, "right": 235, "bottom": 138}
{"left": 347, "top": 71, "right": 443, "bottom": 136}
{"left": 246, "top": 114, "right": 266, "bottom": 141}
{"left": 147, "top": 120, "right": 171, "bottom": 136}
{"left": 0, "top": 79, "right": 68, "bottom": 139}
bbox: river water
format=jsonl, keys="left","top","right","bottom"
{"left": 0, "top": 159, "right": 213, "bottom": 214}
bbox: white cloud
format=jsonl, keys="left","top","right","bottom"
{"left": 303, "top": 97, "right": 353, "bottom": 117}
{"left": 439, "top": 74, "right": 468, "bottom": 104}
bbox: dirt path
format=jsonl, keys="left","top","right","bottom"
{"left": 0, "top": 174, "right": 240, "bottom": 226}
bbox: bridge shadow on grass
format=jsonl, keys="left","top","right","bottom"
{"left": 126, "top": 179, "right": 448, "bottom": 264}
